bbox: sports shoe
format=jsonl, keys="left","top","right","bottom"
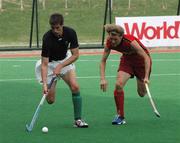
{"left": 74, "top": 119, "right": 88, "bottom": 128}
{"left": 112, "top": 115, "right": 126, "bottom": 125}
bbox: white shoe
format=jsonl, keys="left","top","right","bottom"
{"left": 74, "top": 119, "right": 88, "bottom": 128}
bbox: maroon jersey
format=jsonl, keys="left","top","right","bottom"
{"left": 106, "top": 34, "right": 150, "bottom": 56}
{"left": 106, "top": 34, "right": 152, "bottom": 80}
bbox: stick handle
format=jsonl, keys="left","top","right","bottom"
{"left": 48, "top": 76, "right": 57, "bottom": 89}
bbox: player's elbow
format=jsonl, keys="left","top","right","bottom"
{"left": 100, "top": 60, "right": 106, "bottom": 68}
{"left": 74, "top": 54, "right": 79, "bottom": 60}
{"left": 41, "top": 63, "right": 48, "bottom": 71}
{"left": 74, "top": 50, "right": 79, "bottom": 60}
{"left": 101, "top": 57, "right": 107, "bottom": 63}
{"left": 71, "top": 52, "right": 79, "bottom": 61}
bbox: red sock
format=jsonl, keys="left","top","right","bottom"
{"left": 114, "top": 90, "right": 124, "bottom": 118}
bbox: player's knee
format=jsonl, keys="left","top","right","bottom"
{"left": 46, "top": 93, "right": 55, "bottom": 104}
{"left": 137, "top": 89, "right": 146, "bottom": 97}
{"left": 115, "top": 82, "right": 124, "bottom": 92}
{"left": 70, "top": 84, "right": 79, "bottom": 93}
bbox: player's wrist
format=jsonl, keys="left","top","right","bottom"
{"left": 58, "top": 63, "right": 64, "bottom": 68}
{"left": 43, "top": 83, "right": 47, "bottom": 87}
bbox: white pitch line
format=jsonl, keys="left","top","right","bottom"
{"left": 153, "top": 59, "right": 180, "bottom": 62}
{"left": 0, "top": 59, "right": 37, "bottom": 62}
{"left": 0, "top": 73, "right": 180, "bottom": 82}
{"left": 0, "top": 78, "right": 36, "bottom": 82}
{"left": 0, "top": 59, "right": 180, "bottom": 62}
{"left": 152, "top": 73, "right": 180, "bottom": 76}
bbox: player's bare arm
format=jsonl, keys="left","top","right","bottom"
{"left": 53, "top": 48, "right": 79, "bottom": 75}
{"left": 131, "top": 40, "right": 151, "bottom": 83}
{"left": 41, "top": 56, "right": 49, "bottom": 94}
{"left": 100, "top": 47, "right": 111, "bottom": 92}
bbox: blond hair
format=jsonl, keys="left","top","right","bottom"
{"left": 104, "top": 24, "right": 124, "bottom": 36}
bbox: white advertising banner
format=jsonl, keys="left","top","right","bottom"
{"left": 115, "top": 16, "right": 180, "bottom": 47}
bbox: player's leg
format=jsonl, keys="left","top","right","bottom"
{"left": 133, "top": 55, "right": 152, "bottom": 97}
{"left": 134, "top": 63, "right": 151, "bottom": 97}
{"left": 62, "top": 69, "right": 88, "bottom": 128}
{"left": 62, "top": 70, "right": 81, "bottom": 119}
{"left": 112, "top": 57, "right": 133, "bottom": 125}
{"left": 62, "top": 69, "right": 79, "bottom": 93}
{"left": 46, "top": 80, "right": 57, "bottom": 104}
{"left": 35, "top": 59, "right": 58, "bottom": 104}
{"left": 112, "top": 71, "right": 131, "bottom": 125}
{"left": 136, "top": 79, "right": 146, "bottom": 97}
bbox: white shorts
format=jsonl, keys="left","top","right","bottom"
{"left": 35, "top": 51, "right": 75, "bottom": 84}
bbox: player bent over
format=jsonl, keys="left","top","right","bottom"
{"left": 100, "top": 24, "right": 152, "bottom": 125}
{"left": 35, "top": 13, "right": 88, "bottom": 128}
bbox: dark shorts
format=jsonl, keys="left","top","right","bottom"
{"left": 118, "top": 54, "right": 152, "bottom": 81}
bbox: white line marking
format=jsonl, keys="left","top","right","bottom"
{"left": 0, "top": 59, "right": 37, "bottom": 62}
{"left": 0, "top": 59, "right": 180, "bottom": 62}
{"left": 152, "top": 73, "right": 180, "bottom": 76}
{"left": 0, "top": 78, "right": 36, "bottom": 82}
{"left": 0, "top": 73, "right": 180, "bottom": 82}
{"left": 13, "top": 65, "right": 21, "bottom": 67}
{"left": 153, "top": 59, "right": 180, "bottom": 62}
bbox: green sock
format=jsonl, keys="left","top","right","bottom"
{"left": 72, "top": 92, "right": 82, "bottom": 120}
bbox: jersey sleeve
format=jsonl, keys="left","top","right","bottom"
{"left": 41, "top": 34, "right": 50, "bottom": 58}
{"left": 69, "top": 29, "right": 79, "bottom": 49}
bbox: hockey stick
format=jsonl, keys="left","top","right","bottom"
{"left": 145, "top": 83, "right": 160, "bottom": 118}
{"left": 26, "top": 76, "right": 57, "bottom": 132}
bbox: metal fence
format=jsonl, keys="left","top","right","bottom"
{"left": 0, "top": 0, "right": 179, "bottom": 51}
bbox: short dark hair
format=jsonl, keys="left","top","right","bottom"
{"left": 49, "top": 13, "right": 64, "bottom": 25}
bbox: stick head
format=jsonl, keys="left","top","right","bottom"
{"left": 154, "top": 110, "right": 161, "bottom": 118}
{"left": 26, "top": 124, "right": 32, "bottom": 132}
